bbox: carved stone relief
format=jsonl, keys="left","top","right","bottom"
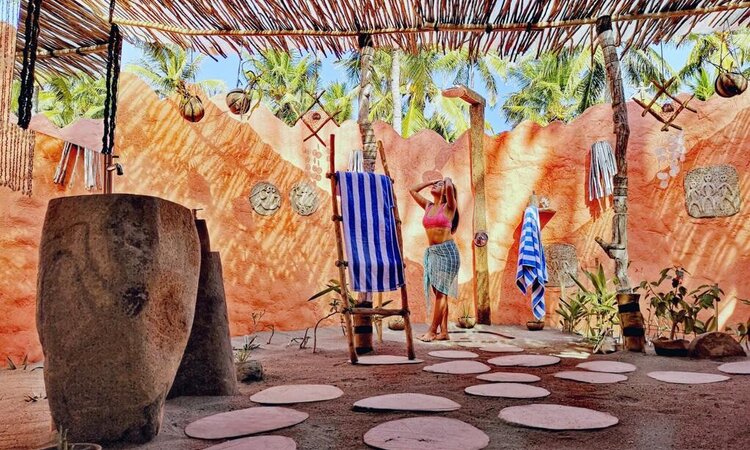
{"left": 684, "top": 165, "right": 740, "bottom": 218}
{"left": 290, "top": 182, "right": 320, "bottom": 216}
{"left": 249, "top": 182, "right": 281, "bottom": 216}
{"left": 545, "top": 243, "right": 578, "bottom": 288}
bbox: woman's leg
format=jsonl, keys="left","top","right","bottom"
{"left": 437, "top": 298, "right": 449, "bottom": 340}
{"left": 419, "top": 289, "right": 444, "bottom": 342}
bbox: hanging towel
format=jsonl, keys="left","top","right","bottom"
{"left": 516, "top": 205, "right": 548, "bottom": 320}
{"left": 337, "top": 171, "right": 405, "bottom": 292}
{"left": 348, "top": 149, "right": 364, "bottom": 172}
{"left": 53, "top": 142, "right": 73, "bottom": 185}
{"left": 588, "top": 141, "right": 618, "bottom": 201}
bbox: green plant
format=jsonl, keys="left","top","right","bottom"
{"left": 570, "top": 263, "right": 619, "bottom": 347}
{"left": 6, "top": 355, "right": 28, "bottom": 370}
{"left": 555, "top": 292, "right": 588, "bottom": 334}
{"left": 459, "top": 301, "right": 474, "bottom": 319}
{"left": 637, "top": 266, "right": 723, "bottom": 340}
{"left": 56, "top": 426, "right": 70, "bottom": 450}
{"left": 732, "top": 298, "right": 750, "bottom": 350}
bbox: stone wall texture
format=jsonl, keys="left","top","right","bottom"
{"left": 1, "top": 73, "right": 749, "bottom": 361}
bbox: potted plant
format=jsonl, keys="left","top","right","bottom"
{"left": 41, "top": 427, "right": 101, "bottom": 450}
{"left": 638, "top": 267, "right": 722, "bottom": 356}
{"left": 456, "top": 302, "right": 476, "bottom": 329}
{"left": 526, "top": 319, "right": 545, "bottom": 331}
{"left": 568, "top": 263, "right": 619, "bottom": 352}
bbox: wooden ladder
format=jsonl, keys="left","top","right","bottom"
{"left": 325, "top": 135, "right": 416, "bottom": 364}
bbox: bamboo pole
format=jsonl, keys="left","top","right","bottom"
{"left": 378, "top": 140, "right": 416, "bottom": 360}
{"left": 327, "top": 134, "right": 358, "bottom": 364}
{"left": 442, "top": 85, "right": 491, "bottom": 325}
{"left": 22, "top": 43, "right": 109, "bottom": 59}
{"left": 105, "top": 2, "right": 750, "bottom": 38}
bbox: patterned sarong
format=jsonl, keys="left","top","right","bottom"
{"left": 423, "top": 240, "right": 460, "bottom": 314}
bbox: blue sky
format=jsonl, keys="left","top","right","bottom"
{"left": 122, "top": 43, "right": 693, "bottom": 134}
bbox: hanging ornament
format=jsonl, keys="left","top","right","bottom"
{"left": 654, "top": 130, "right": 686, "bottom": 189}
{"left": 226, "top": 63, "right": 261, "bottom": 116}
{"left": 179, "top": 92, "right": 205, "bottom": 123}
{"left": 715, "top": 72, "right": 747, "bottom": 98}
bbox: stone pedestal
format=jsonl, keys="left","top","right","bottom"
{"left": 36, "top": 194, "right": 200, "bottom": 444}
{"left": 169, "top": 250, "right": 238, "bottom": 398}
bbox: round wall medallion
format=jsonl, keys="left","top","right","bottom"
{"left": 473, "top": 231, "right": 488, "bottom": 247}
{"left": 250, "top": 182, "right": 281, "bottom": 216}
{"left": 290, "top": 182, "right": 320, "bottom": 216}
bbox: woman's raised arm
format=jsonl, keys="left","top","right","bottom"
{"left": 410, "top": 180, "right": 438, "bottom": 209}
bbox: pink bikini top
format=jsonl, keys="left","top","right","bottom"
{"left": 422, "top": 203, "right": 452, "bottom": 229}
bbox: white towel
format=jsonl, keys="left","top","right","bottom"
{"left": 588, "top": 141, "right": 617, "bottom": 201}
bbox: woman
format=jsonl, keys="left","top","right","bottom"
{"left": 409, "top": 177, "right": 460, "bottom": 342}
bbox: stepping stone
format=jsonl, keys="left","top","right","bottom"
{"left": 647, "top": 371, "right": 730, "bottom": 384}
{"left": 250, "top": 384, "right": 343, "bottom": 405}
{"left": 429, "top": 350, "right": 479, "bottom": 359}
{"left": 577, "top": 361, "right": 636, "bottom": 373}
{"left": 718, "top": 360, "right": 750, "bottom": 374}
{"left": 364, "top": 417, "right": 489, "bottom": 450}
{"left": 478, "top": 344, "right": 524, "bottom": 353}
{"left": 354, "top": 393, "right": 461, "bottom": 412}
{"left": 555, "top": 371, "right": 627, "bottom": 384}
{"left": 488, "top": 355, "right": 560, "bottom": 367}
{"left": 203, "top": 436, "right": 297, "bottom": 450}
{"left": 185, "top": 407, "right": 308, "bottom": 440}
{"left": 355, "top": 355, "right": 424, "bottom": 365}
{"left": 424, "top": 360, "right": 491, "bottom": 374}
{"left": 465, "top": 383, "right": 550, "bottom": 399}
{"left": 499, "top": 404, "right": 618, "bottom": 430}
{"left": 476, "top": 372, "right": 540, "bottom": 383}
{"left": 458, "top": 342, "right": 498, "bottom": 348}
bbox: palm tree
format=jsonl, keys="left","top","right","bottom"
{"left": 126, "top": 42, "right": 226, "bottom": 98}
{"left": 243, "top": 49, "right": 321, "bottom": 125}
{"left": 37, "top": 73, "right": 107, "bottom": 127}
{"left": 321, "top": 81, "right": 355, "bottom": 122}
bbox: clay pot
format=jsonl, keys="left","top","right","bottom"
{"left": 526, "top": 320, "right": 545, "bottom": 331}
{"left": 652, "top": 337, "right": 690, "bottom": 357}
{"left": 714, "top": 72, "right": 748, "bottom": 98}
{"left": 180, "top": 94, "right": 205, "bottom": 122}
{"left": 456, "top": 317, "right": 476, "bottom": 329}
{"left": 226, "top": 88, "right": 252, "bottom": 115}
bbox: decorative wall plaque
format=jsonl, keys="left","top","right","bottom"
{"left": 250, "top": 182, "right": 281, "bottom": 216}
{"left": 290, "top": 182, "right": 320, "bottom": 216}
{"left": 544, "top": 244, "right": 578, "bottom": 288}
{"left": 684, "top": 165, "right": 740, "bottom": 218}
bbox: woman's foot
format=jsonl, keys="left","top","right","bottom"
{"left": 418, "top": 332, "right": 438, "bottom": 342}
{"left": 435, "top": 333, "right": 450, "bottom": 341}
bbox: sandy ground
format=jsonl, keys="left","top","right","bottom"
{"left": 2, "top": 324, "right": 748, "bottom": 450}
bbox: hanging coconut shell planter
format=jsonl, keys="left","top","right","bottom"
{"left": 176, "top": 80, "right": 205, "bottom": 123}
{"left": 714, "top": 72, "right": 748, "bottom": 98}
{"left": 226, "top": 65, "right": 261, "bottom": 116}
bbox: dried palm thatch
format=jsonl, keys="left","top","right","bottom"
{"left": 13, "top": 0, "right": 750, "bottom": 75}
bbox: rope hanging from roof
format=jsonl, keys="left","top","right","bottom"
{"left": 17, "top": 0, "right": 39, "bottom": 129}
{"left": 0, "top": 0, "right": 34, "bottom": 197}
{"left": 101, "top": 23, "right": 121, "bottom": 156}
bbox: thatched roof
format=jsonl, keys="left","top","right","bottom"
{"left": 18, "top": 0, "right": 750, "bottom": 75}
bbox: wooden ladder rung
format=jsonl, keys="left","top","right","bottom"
{"left": 348, "top": 307, "right": 408, "bottom": 317}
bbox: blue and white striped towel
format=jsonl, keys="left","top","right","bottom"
{"left": 337, "top": 171, "right": 405, "bottom": 292}
{"left": 588, "top": 140, "right": 618, "bottom": 201}
{"left": 516, "top": 206, "right": 548, "bottom": 320}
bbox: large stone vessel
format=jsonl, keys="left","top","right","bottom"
{"left": 36, "top": 194, "right": 200, "bottom": 443}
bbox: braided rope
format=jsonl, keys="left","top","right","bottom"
{"left": 17, "top": 0, "right": 40, "bottom": 129}
{"left": 101, "top": 23, "right": 121, "bottom": 155}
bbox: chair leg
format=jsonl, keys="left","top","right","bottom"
{"left": 343, "top": 310, "right": 358, "bottom": 364}
{"left": 403, "top": 312, "right": 416, "bottom": 360}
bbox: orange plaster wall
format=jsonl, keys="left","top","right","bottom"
{"left": 1, "top": 73, "right": 749, "bottom": 362}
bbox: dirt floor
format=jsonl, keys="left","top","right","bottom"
{"left": 2, "top": 324, "right": 748, "bottom": 450}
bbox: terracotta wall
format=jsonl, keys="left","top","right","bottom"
{"left": 1, "top": 73, "right": 748, "bottom": 362}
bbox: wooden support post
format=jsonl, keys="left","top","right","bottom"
{"left": 354, "top": 33, "right": 376, "bottom": 353}
{"left": 327, "top": 134, "right": 358, "bottom": 364}
{"left": 442, "top": 85, "right": 491, "bottom": 325}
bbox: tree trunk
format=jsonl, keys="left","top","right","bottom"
{"left": 354, "top": 34, "right": 375, "bottom": 354}
{"left": 595, "top": 16, "right": 632, "bottom": 292}
{"left": 390, "top": 49, "right": 402, "bottom": 136}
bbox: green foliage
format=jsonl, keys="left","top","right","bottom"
{"left": 555, "top": 293, "right": 588, "bottom": 333}
{"left": 56, "top": 426, "right": 70, "bottom": 450}
{"left": 569, "top": 263, "right": 619, "bottom": 347}
{"left": 126, "top": 42, "right": 226, "bottom": 98}
{"left": 637, "top": 266, "right": 722, "bottom": 340}
{"left": 6, "top": 354, "right": 27, "bottom": 370}
{"left": 34, "top": 74, "right": 106, "bottom": 127}
{"left": 731, "top": 298, "right": 750, "bottom": 350}
{"left": 459, "top": 301, "right": 473, "bottom": 319}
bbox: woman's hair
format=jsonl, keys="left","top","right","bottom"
{"left": 442, "top": 184, "right": 460, "bottom": 234}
